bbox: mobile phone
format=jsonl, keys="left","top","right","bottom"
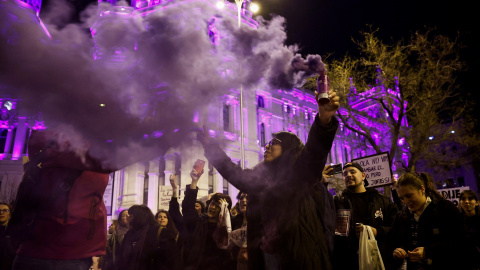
{"left": 328, "top": 163, "right": 343, "bottom": 175}
{"left": 193, "top": 159, "right": 206, "bottom": 174}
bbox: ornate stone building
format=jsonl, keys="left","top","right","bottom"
{"left": 1, "top": 0, "right": 477, "bottom": 221}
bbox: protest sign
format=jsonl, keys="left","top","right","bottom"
{"left": 159, "top": 185, "right": 173, "bottom": 209}
{"left": 352, "top": 152, "right": 392, "bottom": 187}
{"left": 438, "top": 186, "right": 470, "bottom": 206}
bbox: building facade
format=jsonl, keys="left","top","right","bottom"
{"left": 1, "top": 0, "right": 477, "bottom": 220}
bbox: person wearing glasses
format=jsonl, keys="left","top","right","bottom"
{"left": 197, "top": 89, "right": 339, "bottom": 270}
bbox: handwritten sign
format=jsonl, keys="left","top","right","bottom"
{"left": 353, "top": 152, "right": 392, "bottom": 187}
{"left": 439, "top": 187, "right": 470, "bottom": 206}
{"left": 159, "top": 185, "right": 173, "bottom": 210}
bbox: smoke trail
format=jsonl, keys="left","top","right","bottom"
{"left": 0, "top": 0, "right": 325, "bottom": 168}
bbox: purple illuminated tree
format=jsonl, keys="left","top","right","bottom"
{"left": 305, "top": 29, "right": 477, "bottom": 171}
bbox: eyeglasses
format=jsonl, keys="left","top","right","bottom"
{"left": 0, "top": 209, "right": 10, "bottom": 213}
{"left": 265, "top": 138, "right": 282, "bottom": 148}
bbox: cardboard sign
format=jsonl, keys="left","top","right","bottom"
{"left": 438, "top": 187, "right": 470, "bottom": 206}
{"left": 159, "top": 185, "right": 173, "bottom": 210}
{"left": 352, "top": 152, "right": 392, "bottom": 187}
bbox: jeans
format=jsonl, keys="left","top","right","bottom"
{"left": 13, "top": 255, "right": 93, "bottom": 270}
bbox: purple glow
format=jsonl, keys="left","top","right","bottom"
{"left": 398, "top": 137, "right": 405, "bottom": 146}
{"left": 193, "top": 110, "right": 199, "bottom": 122}
{"left": 153, "top": 131, "right": 163, "bottom": 138}
{"left": 224, "top": 131, "right": 237, "bottom": 141}
{"left": 208, "top": 129, "right": 216, "bottom": 137}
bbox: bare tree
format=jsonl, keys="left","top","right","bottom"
{"left": 304, "top": 28, "right": 477, "bottom": 171}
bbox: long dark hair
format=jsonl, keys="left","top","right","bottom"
{"left": 118, "top": 209, "right": 129, "bottom": 227}
{"left": 155, "top": 209, "right": 179, "bottom": 236}
{"left": 128, "top": 205, "right": 157, "bottom": 230}
{"left": 459, "top": 190, "right": 479, "bottom": 215}
{"left": 397, "top": 172, "right": 444, "bottom": 202}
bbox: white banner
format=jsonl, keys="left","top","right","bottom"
{"left": 438, "top": 186, "right": 470, "bottom": 206}
{"left": 353, "top": 152, "right": 392, "bottom": 187}
{"left": 158, "top": 185, "right": 173, "bottom": 210}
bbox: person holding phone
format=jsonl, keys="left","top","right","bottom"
{"left": 196, "top": 89, "right": 340, "bottom": 269}
{"left": 181, "top": 166, "right": 235, "bottom": 270}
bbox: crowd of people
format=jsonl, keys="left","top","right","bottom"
{"left": 0, "top": 87, "right": 479, "bottom": 270}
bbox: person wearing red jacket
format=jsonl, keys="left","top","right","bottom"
{"left": 10, "top": 129, "right": 113, "bottom": 270}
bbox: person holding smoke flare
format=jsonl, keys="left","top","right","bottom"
{"left": 387, "top": 172, "right": 467, "bottom": 270}
{"left": 196, "top": 89, "right": 340, "bottom": 269}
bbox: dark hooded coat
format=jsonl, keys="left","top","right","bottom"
{"left": 201, "top": 114, "right": 338, "bottom": 270}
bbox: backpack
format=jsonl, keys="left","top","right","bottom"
{"left": 5, "top": 147, "right": 82, "bottom": 246}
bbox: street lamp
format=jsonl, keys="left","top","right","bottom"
{"left": 249, "top": 2, "right": 259, "bottom": 13}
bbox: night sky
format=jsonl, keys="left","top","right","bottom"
{"left": 256, "top": 0, "right": 479, "bottom": 122}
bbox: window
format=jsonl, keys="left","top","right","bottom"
{"left": 223, "top": 104, "right": 230, "bottom": 132}
{"left": 257, "top": 96, "right": 265, "bottom": 108}
{"left": 260, "top": 123, "right": 265, "bottom": 147}
{"left": 285, "top": 105, "right": 291, "bottom": 114}
{"left": 8, "top": 128, "right": 16, "bottom": 154}
{"left": 0, "top": 129, "right": 7, "bottom": 153}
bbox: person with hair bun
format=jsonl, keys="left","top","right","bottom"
{"left": 459, "top": 190, "right": 480, "bottom": 270}
{"left": 387, "top": 172, "right": 467, "bottom": 270}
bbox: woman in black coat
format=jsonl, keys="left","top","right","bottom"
{"left": 388, "top": 173, "right": 467, "bottom": 270}
{"left": 116, "top": 205, "right": 177, "bottom": 270}
{"left": 196, "top": 89, "right": 340, "bottom": 270}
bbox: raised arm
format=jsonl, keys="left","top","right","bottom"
{"left": 168, "top": 174, "right": 185, "bottom": 234}
{"left": 296, "top": 89, "right": 340, "bottom": 183}
{"left": 181, "top": 169, "right": 204, "bottom": 231}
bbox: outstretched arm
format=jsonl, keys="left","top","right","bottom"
{"left": 168, "top": 174, "right": 184, "bottom": 234}
{"left": 182, "top": 169, "right": 204, "bottom": 232}
{"left": 298, "top": 89, "right": 340, "bottom": 183}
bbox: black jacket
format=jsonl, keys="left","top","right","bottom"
{"left": 117, "top": 222, "right": 177, "bottom": 270}
{"left": 387, "top": 199, "right": 466, "bottom": 270}
{"left": 182, "top": 186, "right": 235, "bottom": 270}
{"left": 333, "top": 188, "right": 398, "bottom": 270}
{"left": 202, "top": 114, "right": 338, "bottom": 270}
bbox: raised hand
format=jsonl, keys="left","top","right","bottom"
{"left": 322, "top": 164, "right": 333, "bottom": 184}
{"left": 170, "top": 174, "right": 178, "bottom": 198}
{"left": 315, "top": 89, "right": 340, "bottom": 125}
